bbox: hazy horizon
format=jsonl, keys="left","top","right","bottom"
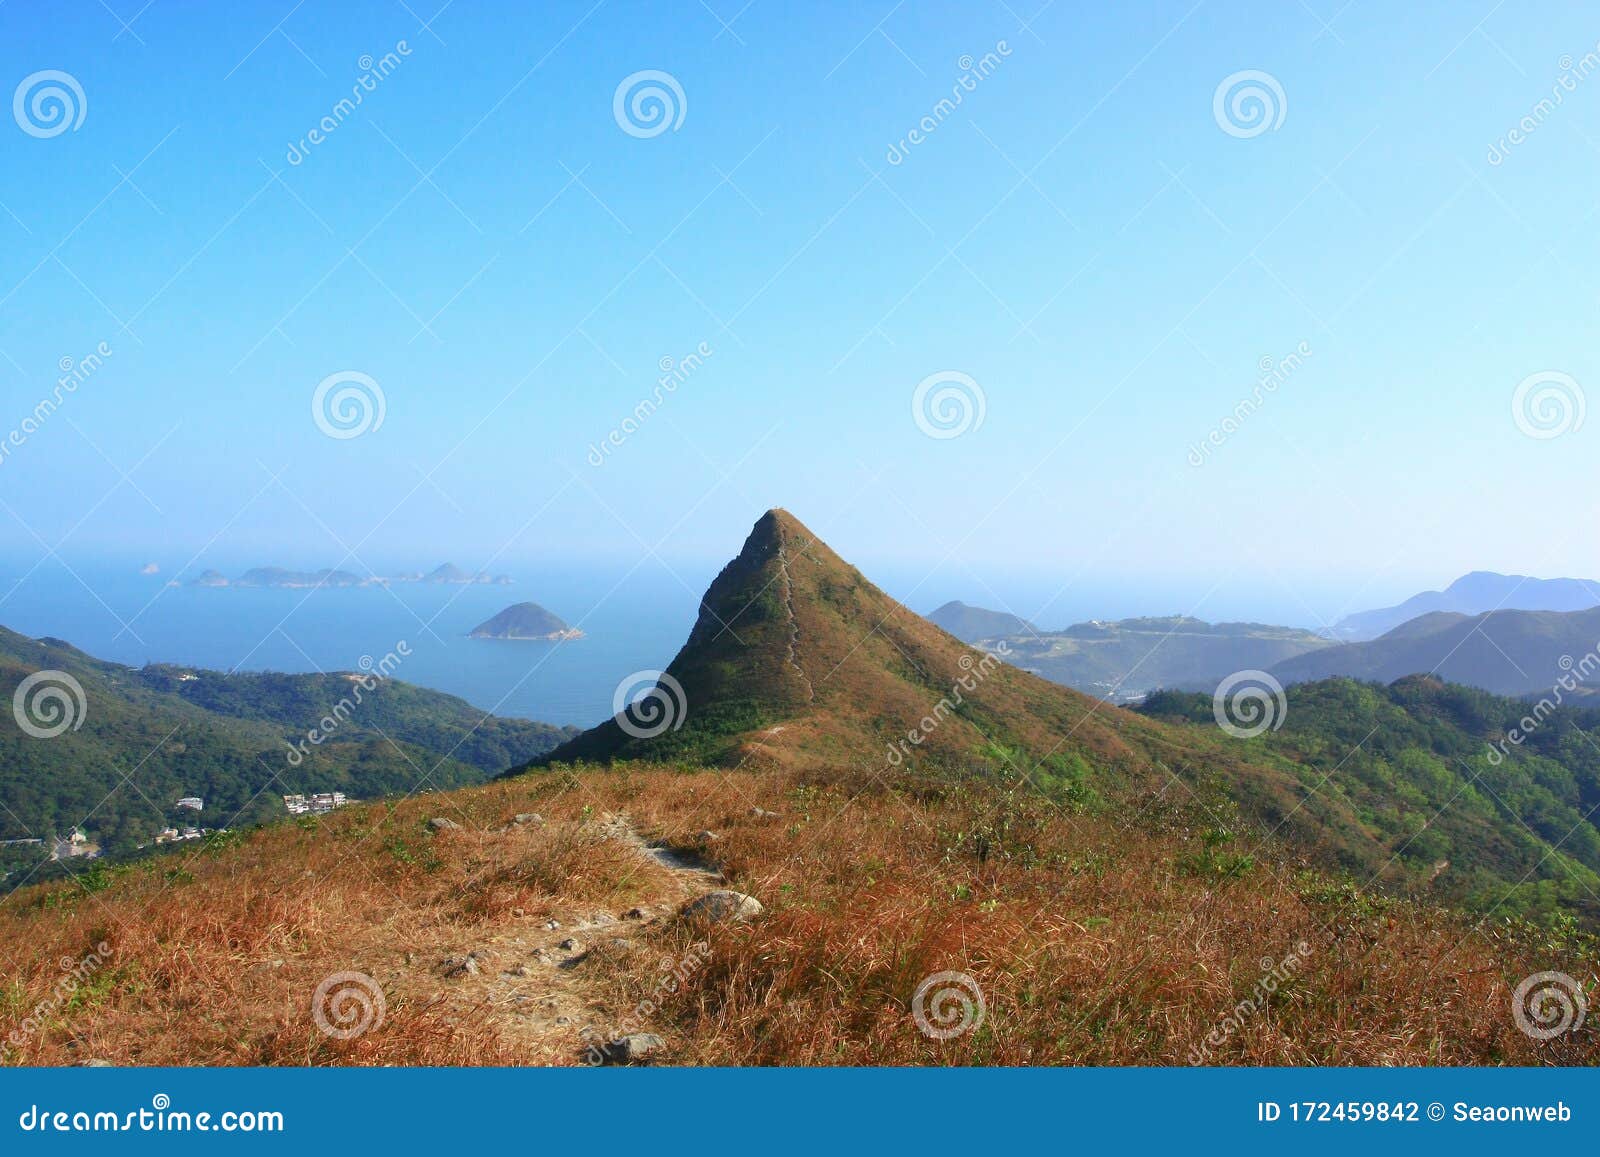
{"left": 6, "top": 2, "right": 1600, "bottom": 650}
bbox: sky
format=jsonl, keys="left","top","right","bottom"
{"left": 2, "top": 1, "right": 1599, "bottom": 632}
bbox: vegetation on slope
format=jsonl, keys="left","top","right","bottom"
{"left": 0, "top": 628, "right": 575, "bottom": 866}
{"left": 1141, "top": 676, "right": 1600, "bottom": 929}
{"left": 0, "top": 763, "right": 1591, "bottom": 1067}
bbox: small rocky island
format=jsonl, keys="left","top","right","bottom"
{"left": 468, "top": 602, "right": 583, "bottom": 641}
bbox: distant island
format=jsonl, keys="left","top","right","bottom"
{"left": 189, "top": 563, "right": 514, "bottom": 589}
{"left": 468, "top": 602, "right": 583, "bottom": 640}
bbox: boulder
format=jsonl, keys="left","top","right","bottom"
{"left": 682, "top": 890, "right": 764, "bottom": 923}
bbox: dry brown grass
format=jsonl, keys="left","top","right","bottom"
{"left": 1, "top": 763, "right": 1594, "bottom": 1067}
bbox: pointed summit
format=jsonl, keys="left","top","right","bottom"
{"left": 528, "top": 508, "right": 1143, "bottom": 773}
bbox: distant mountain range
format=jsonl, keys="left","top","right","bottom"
{"left": 1271, "top": 606, "right": 1600, "bottom": 697}
{"left": 926, "top": 600, "right": 1035, "bottom": 641}
{"left": 189, "top": 563, "right": 514, "bottom": 589}
{"left": 927, "top": 571, "right": 1600, "bottom": 703}
{"left": 923, "top": 603, "right": 1329, "bottom": 702}
{"left": 469, "top": 602, "right": 583, "bottom": 640}
{"left": 1331, "top": 571, "right": 1600, "bottom": 640}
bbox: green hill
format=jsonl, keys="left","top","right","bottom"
{"left": 0, "top": 627, "right": 575, "bottom": 867}
{"left": 525, "top": 509, "right": 1600, "bottom": 932}
{"left": 468, "top": 602, "right": 581, "bottom": 640}
{"left": 1141, "top": 675, "right": 1600, "bottom": 927}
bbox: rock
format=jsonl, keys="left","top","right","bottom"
{"left": 622, "top": 907, "right": 646, "bottom": 920}
{"left": 682, "top": 890, "right": 764, "bottom": 923}
{"left": 558, "top": 938, "right": 583, "bottom": 952}
{"left": 543, "top": 919, "right": 561, "bottom": 931}
{"left": 748, "top": 807, "right": 780, "bottom": 819}
{"left": 601, "top": 1032, "right": 665, "bottom": 1064}
{"left": 441, "top": 955, "right": 480, "bottom": 978}
{"left": 513, "top": 813, "right": 543, "bottom": 825}
{"left": 79, "top": 1059, "right": 113, "bottom": 1067}
{"left": 696, "top": 829, "right": 719, "bottom": 842}
{"left": 428, "top": 817, "right": 460, "bottom": 832}
{"left": 504, "top": 966, "right": 529, "bottom": 978}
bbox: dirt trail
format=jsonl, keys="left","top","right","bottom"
{"left": 775, "top": 541, "right": 816, "bottom": 701}
{"left": 417, "top": 814, "right": 723, "bottom": 1064}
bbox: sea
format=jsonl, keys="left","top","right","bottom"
{"left": 0, "top": 558, "right": 714, "bottom": 728}
{"left": 0, "top": 554, "right": 1360, "bottom": 728}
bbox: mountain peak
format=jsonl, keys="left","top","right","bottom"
{"left": 529, "top": 508, "right": 1139, "bottom": 773}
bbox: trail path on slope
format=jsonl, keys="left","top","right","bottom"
{"left": 776, "top": 542, "right": 816, "bottom": 701}
{"left": 423, "top": 814, "right": 723, "bottom": 1064}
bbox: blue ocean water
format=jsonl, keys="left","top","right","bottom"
{"left": 0, "top": 558, "right": 713, "bottom": 728}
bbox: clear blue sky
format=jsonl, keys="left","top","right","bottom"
{"left": 2, "top": 1, "right": 1598, "bottom": 629}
